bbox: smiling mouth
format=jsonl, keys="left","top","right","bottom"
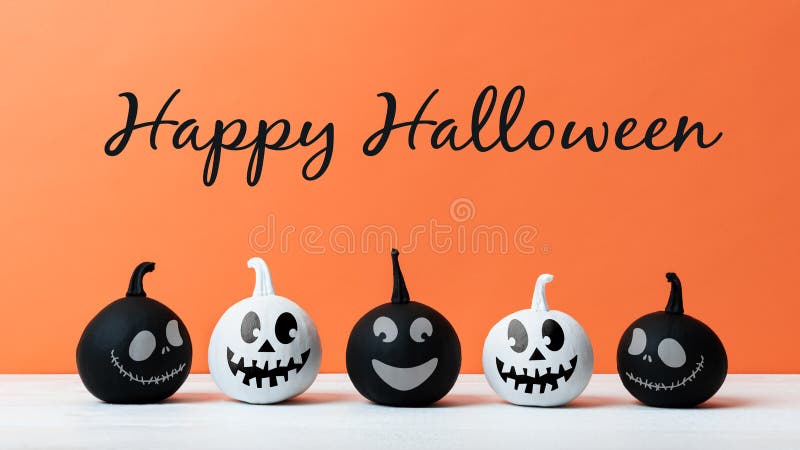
{"left": 371, "top": 358, "right": 438, "bottom": 391}
{"left": 110, "top": 349, "right": 186, "bottom": 386}
{"left": 496, "top": 355, "right": 578, "bottom": 394}
{"left": 227, "top": 347, "right": 311, "bottom": 388}
{"left": 625, "top": 355, "right": 705, "bottom": 391}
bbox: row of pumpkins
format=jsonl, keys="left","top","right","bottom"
{"left": 77, "top": 251, "right": 727, "bottom": 408}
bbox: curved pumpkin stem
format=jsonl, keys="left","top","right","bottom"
{"left": 531, "top": 273, "right": 553, "bottom": 311}
{"left": 127, "top": 262, "right": 155, "bottom": 297}
{"left": 248, "top": 257, "right": 275, "bottom": 297}
{"left": 665, "top": 272, "right": 684, "bottom": 314}
{"left": 390, "top": 249, "right": 410, "bottom": 304}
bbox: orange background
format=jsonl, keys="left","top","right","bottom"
{"left": 1, "top": 1, "right": 798, "bottom": 374}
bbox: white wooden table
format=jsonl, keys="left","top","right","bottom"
{"left": 0, "top": 374, "right": 797, "bottom": 449}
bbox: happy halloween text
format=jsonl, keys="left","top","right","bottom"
{"left": 104, "top": 87, "right": 723, "bottom": 186}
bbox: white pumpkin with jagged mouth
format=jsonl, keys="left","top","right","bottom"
{"left": 483, "top": 274, "right": 594, "bottom": 406}
{"left": 208, "top": 258, "right": 322, "bottom": 404}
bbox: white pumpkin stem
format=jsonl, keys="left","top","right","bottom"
{"left": 531, "top": 274, "right": 554, "bottom": 311}
{"left": 247, "top": 257, "right": 275, "bottom": 296}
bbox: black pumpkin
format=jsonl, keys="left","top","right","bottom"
{"left": 76, "top": 262, "right": 192, "bottom": 403}
{"left": 617, "top": 273, "right": 727, "bottom": 407}
{"left": 346, "top": 250, "right": 461, "bottom": 406}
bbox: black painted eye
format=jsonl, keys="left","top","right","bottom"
{"left": 275, "top": 312, "right": 298, "bottom": 344}
{"left": 542, "top": 319, "right": 564, "bottom": 351}
{"left": 507, "top": 319, "right": 528, "bottom": 353}
{"left": 241, "top": 311, "right": 261, "bottom": 344}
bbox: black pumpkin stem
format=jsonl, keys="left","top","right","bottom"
{"left": 390, "top": 249, "right": 410, "bottom": 304}
{"left": 665, "top": 272, "right": 684, "bottom": 314}
{"left": 127, "top": 262, "right": 155, "bottom": 297}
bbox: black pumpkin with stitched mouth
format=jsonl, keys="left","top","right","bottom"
{"left": 617, "top": 273, "right": 727, "bottom": 407}
{"left": 77, "top": 262, "right": 192, "bottom": 403}
{"left": 346, "top": 250, "right": 461, "bottom": 406}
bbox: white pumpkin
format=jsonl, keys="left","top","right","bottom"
{"left": 482, "top": 274, "right": 593, "bottom": 406}
{"left": 208, "top": 257, "right": 321, "bottom": 403}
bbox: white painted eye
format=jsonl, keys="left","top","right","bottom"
{"left": 627, "top": 327, "right": 647, "bottom": 355}
{"left": 410, "top": 317, "right": 433, "bottom": 343}
{"left": 129, "top": 330, "right": 156, "bottom": 361}
{"left": 657, "top": 338, "right": 687, "bottom": 368}
{"left": 373, "top": 316, "right": 398, "bottom": 343}
{"left": 166, "top": 319, "right": 183, "bottom": 347}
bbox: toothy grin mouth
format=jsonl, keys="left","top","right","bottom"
{"left": 110, "top": 349, "right": 187, "bottom": 386}
{"left": 371, "top": 358, "right": 438, "bottom": 391}
{"left": 227, "top": 347, "right": 311, "bottom": 388}
{"left": 625, "top": 355, "right": 705, "bottom": 391}
{"left": 496, "top": 355, "right": 578, "bottom": 393}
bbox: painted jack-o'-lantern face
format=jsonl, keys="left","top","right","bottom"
{"left": 208, "top": 258, "right": 321, "bottom": 404}
{"left": 346, "top": 250, "right": 461, "bottom": 406}
{"left": 77, "top": 262, "right": 193, "bottom": 403}
{"left": 483, "top": 274, "right": 593, "bottom": 406}
{"left": 617, "top": 273, "right": 727, "bottom": 407}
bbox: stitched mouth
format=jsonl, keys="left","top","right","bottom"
{"left": 496, "top": 355, "right": 578, "bottom": 394}
{"left": 625, "top": 355, "right": 705, "bottom": 391}
{"left": 371, "top": 358, "right": 439, "bottom": 391}
{"left": 227, "top": 347, "right": 311, "bottom": 388}
{"left": 110, "top": 349, "right": 186, "bottom": 386}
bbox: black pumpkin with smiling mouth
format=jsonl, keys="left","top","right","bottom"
{"left": 346, "top": 250, "right": 461, "bottom": 406}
